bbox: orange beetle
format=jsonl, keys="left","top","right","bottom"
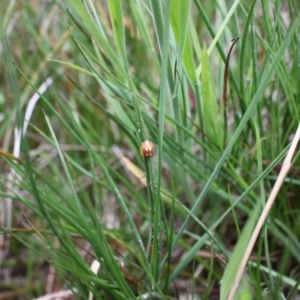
{"left": 139, "top": 140, "right": 154, "bottom": 158}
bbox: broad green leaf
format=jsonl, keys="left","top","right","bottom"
{"left": 201, "top": 43, "right": 222, "bottom": 148}
{"left": 170, "top": 0, "right": 196, "bottom": 81}
{"left": 220, "top": 202, "right": 260, "bottom": 299}
{"left": 107, "top": 0, "right": 128, "bottom": 68}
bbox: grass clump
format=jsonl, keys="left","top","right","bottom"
{"left": 1, "top": 1, "right": 300, "bottom": 299}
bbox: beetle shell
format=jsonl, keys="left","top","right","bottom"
{"left": 139, "top": 140, "right": 154, "bottom": 158}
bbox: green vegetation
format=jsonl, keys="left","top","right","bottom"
{"left": 1, "top": 0, "right": 300, "bottom": 299}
